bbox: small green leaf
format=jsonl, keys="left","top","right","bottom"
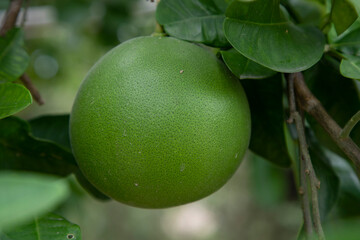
{"left": 242, "top": 74, "right": 291, "bottom": 167}
{"left": 224, "top": 0, "right": 325, "bottom": 72}
{"left": 0, "top": 172, "right": 69, "bottom": 231}
{"left": 332, "top": 0, "right": 358, "bottom": 35}
{"left": 156, "top": 0, "right": 229, "bottom": 47}
{"left": 221, "top": 48, "right": 276, "bottom": 79}
{"left": 29, "top": 115, "right": 71, "bottom": 151}
{"left": 332, "top": 19, "right": 360, "bottom": 56}
{"left": 0, "top": 83, "right": 32, "bottom": 119}
{"left": 1, "top": 213, "right": 81, "bottom": 240}
{"left": 340, "top": 54, "right": 360, "bottom": 79}
{"left": 0, "top": 28, "right": 29, "bottom": 82}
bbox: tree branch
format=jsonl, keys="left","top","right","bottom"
{"left": 1, "top": 0, "right": 44, "bottom": 105}
{"left": 292, "top": 72, "right": 360, "bottom": 175}
{"left": 0, "top": 0, "right": 23, "bottom": 36}
{"left": 20, "top": 74, "right": 44, "bottom": 105}
{"left": 288, "top": 74, "right": 325, "bottom": 240}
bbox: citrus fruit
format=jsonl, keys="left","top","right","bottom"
{"left": 70, "top": 36, "right": 251, "bottom": 208}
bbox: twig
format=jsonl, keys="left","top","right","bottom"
{"left": 340, "top": 111, "right": 360, "bottom": 139}
{"left": 20, "top": 74, "right": 44, "bottom": 105}
{"left": 21, "top": 0, "right": 29, "bottom": 28}
{"left": 293, "top": 72, "right": 360, "bottom": 175}
{"left": 0, "top": 0, "right": 23, "bottom": 36}
{"left": 287, "top": 74, "right": 325, "bottom": 239}
{"left": 1, "top": 0, "right": 44, "bottom": 105}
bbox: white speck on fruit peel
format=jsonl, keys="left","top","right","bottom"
{"left": 180, "top": 163, "right": 186, "bottom": 172}
{"left": 235, "top": 153, "right": 238, "bottom": 159}
{"left": 180, "top": 70, "right": 184, "bottom": 74}
{"left": 134, "top": 183, "right": 139, "bottom": 187}
{"left": 123, "top": 129, "right": 127, "bottom": 136}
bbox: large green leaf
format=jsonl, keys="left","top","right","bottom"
{"left": 0, "top": 83, "right": 32, "bottom": 119}
{"left": 29, "top": 115, "right": 71, "bottom": 151}
{"left": 303, "top": 57, "right": 360, "bottom": 159}
{"left": 0, "top": 117, "right": 77, "bottom": 176}
{"left": 0, "top": 116, "right": 110, "bottom": 200}
{"left": 224, "top": 0, "right": 325, "bottom": 72}
{"left": 340, "top": 54, "right": 360, "bottom": 79}
{"left": 331, "top": 0, "right": 358, "bottom": 35}
{"left": 242, "top": 74, "right": 291, "bottom": 167}
{"left": 0, "top": 172, "right": 69, "bottom": 231}
{"left": 221, "top": 48, "right": 276, "bottom": 79}
{"left": 156, "top": 0, "right": 229, "bottom": 47}
{"left": 0, "top": 28, "right": 29, "bottom": 83}
{"left": 1, "top": 213, "right": 81, "bottom": 240}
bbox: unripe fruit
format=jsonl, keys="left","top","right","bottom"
{"left": 70, "top": 36, "right": 251, "bottom": 208}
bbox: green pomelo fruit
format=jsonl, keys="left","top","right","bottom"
{"left": 70, "top": 36, "right": 251, "bottom": 208}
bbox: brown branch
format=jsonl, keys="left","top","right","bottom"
{"left": 1, "top": 0, "right": 44, "bottom": 105}
{"left": 288, "top": 74, "right": 325, "bottom": 240}
{"left": 20, "top": 74, "right": 44, "bottom": 105}
{"left": 292, "top": 72, "right": 360, "bottom": 175}
{"left": 0, "top": 0, "right": 23, "bottom": 36}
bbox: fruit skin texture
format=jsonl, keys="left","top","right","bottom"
{"left": 70, "top": 36, "right": 251, "bottom": 208}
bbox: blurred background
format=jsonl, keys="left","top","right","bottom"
{"left": 1, "top": 0, "right": 359, "bottom": 239}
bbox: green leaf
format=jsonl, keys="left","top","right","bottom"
{"left": 340, "top": 54, "right": 360, "bottom": 79}
{"left": 29, "top": 115, "right": 71, "bottom": 151}
{"left": 27, "top": 115, "right": 110, "bottom": 200}
{"left": 1, "top": 213, "right": 81, "bottom": 240}
{"left": 74, "top": 172, "right": 110, "bottom": 201}
{"left": 331, "top": 0, "right": 358, "bottom": 35}
{"left": 221, "top": 48, "right": 276, "bottom": 79}
{"left": 0, "top": 83, "right": 32, "bottom": 119}
{"left": 0, "top": 117, "right": 77, "bottom": 176}
{"left": 249, "top": 152, "right": 288, "bottom": 206}
{"left": 307, "top": 131, "right": 340, "bottom": 220}
{"left": 325, "top": 150, "right": 360, "bottom": 217}
{"left": 156, "top": 0, "right": 229, "bottom": 47}
{"left": 242, "top": 74, "right": 291, "bottom": 167}
{"left": 304, "top": 57, "right": 360, "bottom": 159}
{"left": 332, "top": 19, "right": 360, "bottom": 56}
{"left": 0, "top": 116, "right": 110, "bottom": 200}
{"left": 0, "top": 172, "right": 69, "bottom": 231}
{"left": 0, "top": 28, "right": 29, "bottom": 83}
{"left": 325, "top": 218, "right": 360, "bottom": 240}
{"left": 282, "top": 0, "right": 326, "bottom": 26}
{"left": 224, "top": 0, "right": 325, "bottom": 72}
